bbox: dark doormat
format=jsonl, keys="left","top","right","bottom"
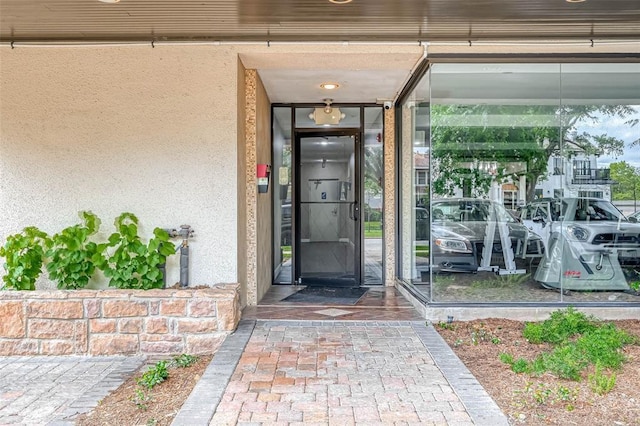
{"left": 282, "top": 286, "right": 367, "bottom": 305}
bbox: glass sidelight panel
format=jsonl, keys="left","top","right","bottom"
{"left": 296, "top": 133, "right": 360, "bottom": 286}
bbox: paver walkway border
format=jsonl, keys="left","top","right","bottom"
{"left": 173, "top": 319, "right": 508, "bottom": 425}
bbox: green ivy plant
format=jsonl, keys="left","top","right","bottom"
{"left": 45, "top": 211, "right": 101, "bottom": 289}
{"left": 97, "top": 213, "right": 175, "bottom": 290}
{"left": 0, "top": 226, "right": 49, "bottom": 290}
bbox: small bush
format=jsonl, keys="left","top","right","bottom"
{"left": 0, "top": 227, "right": 49, "bottom": 290}
{"left": 45, "top": 211, "right": 101, "bottom": 289}
{"left": 500, "top": 307, "right": 636, "bottom": 392}
{"left": 96, "top": 213, "right": 175, "bottom": 290}
{"left": 589, "top": 364, "right": 617, "bottom": 395}
{"left": 171, "top": 354, "right": 199, "bottom": 368}
{"left": 137, "top": 361, "right": 169, "bottom": 390}
{"left": 523, "top": 307, "right": 596, "bottom": 344}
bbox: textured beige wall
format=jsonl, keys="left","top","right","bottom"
{"left": 236, "top": 58, "right": 248, "bottom": 307}
{"left": 0, "top": 45, "right": 239, "bottom": 288}
{"left": 383, "top": 109, "right": 396, "bottom": 286}
{"left": 242, "top": 69, "right": 272, "bottom": 306}
{"left": 243, "top": 70, "right": 258, "bottom": 304}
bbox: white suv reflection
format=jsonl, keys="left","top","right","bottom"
{"left": 521, "top": 197, "right": 640, "bottom": 290}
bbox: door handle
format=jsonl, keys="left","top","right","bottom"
{"left": 349, "top": 202, "right": 359, "bottom": 221}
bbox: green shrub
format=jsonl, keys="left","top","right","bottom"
{"left": 171, "top": 354, "right": 199, "bottom": 368}
{"left": 523, "top": 307, "right": 596, "bottom": 344}
{"left": 137, "top": 361, "right": 169, "bottom": 390}
{"left": 45, "top": 211, "right": 101, "bottom": 289}
{"left": 96, "top": 213, "right": 175, "bottom": 290}
{"left": 0, "top": 226, "right": 49, "bottom": 290}
{"left": 502, "top": 308, "right": 636, "bottom": 392}
{"left": 576, "top": 324, "right": 633, "bottom": 369}
{"left": 589, "top": 364, "right": 617, "bottom": 395}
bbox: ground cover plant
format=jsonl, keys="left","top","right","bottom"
{"left": 76, "top": 354, "right": 209, "bottom": 426}
{"left": 436, "top": 309, "right": 640, "bottom": 425}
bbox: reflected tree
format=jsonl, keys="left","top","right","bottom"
{"left": 611, "top": 161, "right": 640, "bottom": 211}
{"left": 431, "top": 104, "right": 638, "bottom": 202}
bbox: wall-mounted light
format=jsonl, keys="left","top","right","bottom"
{"left": 320, "top": 82, "right": 339, "bottom": 90}
{"left": 308, "top": 99, "right": 346, "bottom": 125}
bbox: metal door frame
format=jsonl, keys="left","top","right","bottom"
{"left": 293, "top": 128, "right": 362, "bottom": 286}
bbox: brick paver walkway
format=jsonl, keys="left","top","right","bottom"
{"left": 0, "top": 355, "right": 145, "bottom": 425}
{"left": 208, "top": 321, "right": 480, "bottom": 425}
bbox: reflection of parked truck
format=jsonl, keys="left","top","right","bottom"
{"left": 521, "top": 198, "right": 640, "bottom": 290}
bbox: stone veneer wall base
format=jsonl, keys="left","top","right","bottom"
{"left": 0, "top": 283, "right": 241, "bottom": 356}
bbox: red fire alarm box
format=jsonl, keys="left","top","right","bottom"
{"left": 257, "top": 164, "right": 270, "bottom": 193}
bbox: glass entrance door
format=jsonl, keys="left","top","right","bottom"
{"left": 295, "top": 131, "right": 361, "bottom": 286}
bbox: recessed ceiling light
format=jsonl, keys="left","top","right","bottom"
{"left": 565, "top": 0, "right": 586, "bottom": 2}
{"left": 98, "top": 0, "right": 121, "bottom": 3}
{"left": 329, "top": 0, "right": 353, "bottom": 4}
{"left": 320, "top": 83, "right": 339, "bottom": 90}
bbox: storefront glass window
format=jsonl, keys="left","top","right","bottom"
{"left": 400, "top": 63, "right": 640, "bottom": 304}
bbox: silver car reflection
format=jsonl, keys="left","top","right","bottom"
{"left": 431, "top": 198, "right": 543, "bottom": 273}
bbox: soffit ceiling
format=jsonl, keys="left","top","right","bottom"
{"left": 2, "top": 0, "right": 640, "bottom": 43}
{"left": 2, "top": 1, "right": 639, "bottom": 107}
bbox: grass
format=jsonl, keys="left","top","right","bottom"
{"left": 470, "top": 273, "right": 530, "bottom": 289}
{"left": 364, "top": 221, "right": 382, "bottom": 238}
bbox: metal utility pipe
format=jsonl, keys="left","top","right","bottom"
{"left": 177, "top": 225, "right": 194, "bottom": 288}
{"left": 162, "top": 225, "right": 194, "bottom": 288}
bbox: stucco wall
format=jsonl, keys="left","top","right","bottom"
{"left": 236, "top": 58, "right": 249, "bottom": 307}
{"left": 0, "top": 45, "right": 239, "bottom": 288}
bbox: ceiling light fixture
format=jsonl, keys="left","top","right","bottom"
{"left": 320, "top": 83, "right": 339, "bottom": 90}
{"left": 328, "top": 0, "right": 353, "bottom": 4}
{"left": 98, "top": 0, "right": 121, "bottom": 3}
{"left": 565, "top": 0, "right": 586, "bottom": 2}
{"left": 308, "top": 99, "right": 346, "bottom": 126}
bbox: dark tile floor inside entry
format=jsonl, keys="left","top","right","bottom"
{"left": 242, "top": 285, "right": 424, "bottom": 321}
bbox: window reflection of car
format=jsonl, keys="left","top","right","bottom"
{"left": 521, "top": 198, "right": 640, "bottom": 290}
{"left": 430, "top": 198, "right": 543, "bottom": 273}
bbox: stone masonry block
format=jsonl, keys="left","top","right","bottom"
{"left": 90, "top": 335, "right": 139, "bottom": 355}
{"left": 140, "top": 341, "right": 185, "bottom": 354}
{"left": 84, "top": 299, "right": 101, "bottom": 318}
{"left": 75, "top": 321, "right": 88, "bottom": 353}
{"left": 40, "top": 340, "right": 75, "bottom": 355}
{"left": 90, "top": 318, "right": 117, "bottom": 333}
{"left": 0, "top": 301, "right": 25, "bottom": 338}
{"left": 145, "top": 318, "right": 169, "bottom": 334}
{"left": 188, "top": 299, "right": 217, "bottom": 317}
{"left": 0, "top": 339, "right": 39, "bottom": 356}
{"left": 160, "top": 299, "right": 187, "bottom": 316}
{"left": 102, "top": 300, "right": 148, "bottom": 318}
{"left": 27, "top": 301, "right": 83, "bottom": 319}
{"left": 149, "top": 301, "right": 160, "bottom": 315}
{"left": 217, "top": 298, "right": 240, "bottom": 331}
{"left": 185, "top": 334, "right": 225, "bottom": 354}
{"left": 119, "top": 318, "right": 143, "bottom": 334}
{"left": 177, "top": 319, "right": 218, "bottom": 334}
{"left": 140, "top": 334, "right": 183, "bottom": 343}
{"left": 28, "top": 319, "right": 75, "bottom": 339}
